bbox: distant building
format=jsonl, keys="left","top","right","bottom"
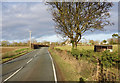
{"left": 65, "top": 39, "right": 70, "bottom": 45}
{"left": 62, "top": 39, "right": 72, "bottom": 46}
{"left": 94, "top": 45, "right": 113, "bottom": 52}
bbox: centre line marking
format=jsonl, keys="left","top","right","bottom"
{"left": 27, "top": 58, "right": 33, "bottom": 64}
{"left": 3, "top": 67, "right": 23, "bottom": 82}
{"left": 34, "top": 54, "right": 37, "bottom": 57}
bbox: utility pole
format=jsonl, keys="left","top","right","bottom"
{"left": 29, "top": 31, "right": 32, "bottom": 49}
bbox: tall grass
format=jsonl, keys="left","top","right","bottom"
{"left": 2, "top": 48, "right": 33, "bottom": 63}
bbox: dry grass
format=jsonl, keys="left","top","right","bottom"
{"left": 0, "top": 47, "right": 28, "bottom": 54}
{"left": 0, "top": 47, "right": 32, "bottom": 63}
{"left": 0, "top": 47, "right": 33, "bottom": 63}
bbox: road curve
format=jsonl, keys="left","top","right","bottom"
{"left": 2, "top": 47, "right": 57, "bottom": 82}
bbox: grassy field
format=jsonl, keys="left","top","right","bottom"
{"left": 0, "top": 47, "right": 33, "bottom": 63}
{"left": 55, "top": 45, "right": 118, "bottom": 52}
{"left": 0, "top": 47, "right": 28, "bottom": 54}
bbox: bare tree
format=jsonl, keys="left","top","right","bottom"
{"left": 47, "top": 2, "right": 113, "bottom": 49}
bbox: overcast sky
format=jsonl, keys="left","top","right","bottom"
{"left": 2, "top": 2, "right": 118, "bottom": 42}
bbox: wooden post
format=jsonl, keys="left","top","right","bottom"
{"left": 29, "top": 31, "right": 32, "bottom": 49}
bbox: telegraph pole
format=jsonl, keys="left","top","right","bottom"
{"left": 29, "top": 31, "right": 32, "bottom": 49}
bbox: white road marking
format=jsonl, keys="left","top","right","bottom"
{"left": 48, "top": 51, "right": 57, "bottom": 83}
{"left": 3, "top": 67, "right": 23, "bottom": 82}
{"left": 34, "top": 54, "right": 37, "bottom": 57}
{"left": 27, "top": 58, "right": 33, "bottom": 64}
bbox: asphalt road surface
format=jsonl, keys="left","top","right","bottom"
{"left": 1, "top": 47, "right": 57, "bottom": 82}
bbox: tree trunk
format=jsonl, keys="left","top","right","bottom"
{"left": 75, "top": 42, "right": 77, "bottom": 49}
{"left": 71, "top": 39, "right": 75, "bottom": 49}
{"left": 72, "top": 41, "right": 75, "bottom": 49}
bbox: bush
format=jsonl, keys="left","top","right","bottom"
{"left": 71, "top": 48, "right": 119, "bottom": 68}
{"left": 71, "top": 49, "right": 80, "bottom": 56}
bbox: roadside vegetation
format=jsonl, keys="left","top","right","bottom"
{"left": 49, "top": 46, "right": 80, "bottom": 81}
{"left": 49, "top": 45, "right": 120, "bottom": 81}
{"left": 1, "top": 47, "right": 33, "bottom": 63}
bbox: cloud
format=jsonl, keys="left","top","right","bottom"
{"left": 36, "top": 34, "right": 62, "bottom": 42}
{"left": 82, "top": 33, "right": 117, "bottom": 42}
{"left": 2, "top": 2, "right": 55, "bottom": 40}
{"left": 2, "top": 2, "right": 118, "bottom": 42}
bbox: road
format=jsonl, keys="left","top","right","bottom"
{"left": 1, "top": 47, "right": 57, "bottom": 82}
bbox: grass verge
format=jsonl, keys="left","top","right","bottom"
{"left": 49, "top": 47, "right": 87, "bottom": 81}
{"left": 1, "top": 48, "right": 34, "bottom": 63}
{"left": 49, "top": 45, "right": 119, "bottom": 81}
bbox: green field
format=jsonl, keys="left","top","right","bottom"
{"left": 55, "top": 45, "right": 118, "bottom": 52}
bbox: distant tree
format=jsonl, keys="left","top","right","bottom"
{"left": 108, "top": 38, "right": 114, "bottom": 44}
{"left": 89, "top": 40, "right": 94, "bottom": 45}
{"left": 47, "top": 2, "right": 113, "bottom": 49}
{"left": 112, "top": 33, "right": 119, "bottom": 38}
{"left": 102, "top": 40, "right": 107, "bottom": 44}
{"left": 13, "top": 42, "right": 18, "bottom": 46}
{"left": 94, "top": 40, "right": 100, "bottom": 45}
{"left": 1, "top": 40, "right": 10, "bottom": 46}
{"left": 42, "top": 41, "right": 50, "bottom": 45}
{"left": 18, "top": 42, "right": 23, "bottom": 46}
{"left": 107, "top": 34, "right": 119, "bottom": 44}
{"left": 31, "top": 39, "right": 37, "bottom": 44}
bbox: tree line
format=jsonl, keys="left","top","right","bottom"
{"left": 88, "top": 33, "right": 119, "bottom": 45}
{"left": 0, "top": 40, "right": 60, "bottom": 47}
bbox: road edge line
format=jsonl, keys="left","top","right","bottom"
{"left": 48, "top": 51, "right": 57, "bottom": 83}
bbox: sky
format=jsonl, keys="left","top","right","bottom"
{"left": 1, "top": 2, "right": 119, "bottom": 42}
